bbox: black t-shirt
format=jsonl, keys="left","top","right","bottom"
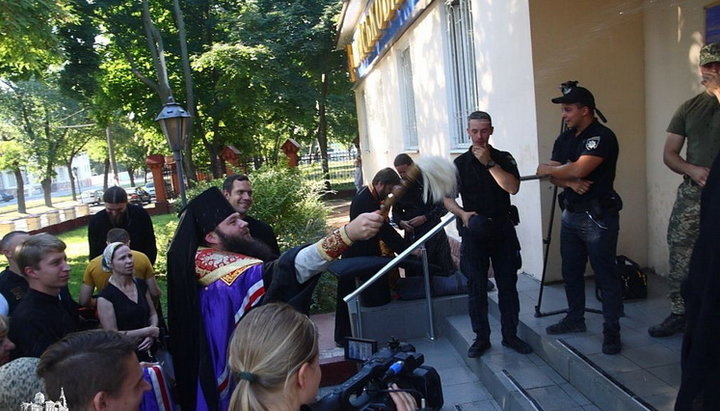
{"left": 98, "top": 279, "right": 150, "bottom": 332}
{"left": 8, "top": 289, "right": 78, "bottom": 359}
{"left": 551, "top": 120, "right": 619, "bottom": 206}
{"left": 453, "top": 145, "right": 519, "bottom": 218}
{"left": 0, "top": 269, "right": 77, "bottom": 316}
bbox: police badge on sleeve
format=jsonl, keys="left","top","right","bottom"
{"left": 586, "top": 136, "right": 601, "bottom": 151}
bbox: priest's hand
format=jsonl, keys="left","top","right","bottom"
{"left": 345, "top": 212, "right": 384, "bottom": 241}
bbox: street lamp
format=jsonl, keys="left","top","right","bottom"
{"left": 155, "top": 99, "right": 191, "bottom": 207}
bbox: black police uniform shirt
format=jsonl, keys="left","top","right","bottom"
{"left": 550, "top": 119, "right": 619, "bottom": 206}
{"left": 454, "top": 145, "right": 520, "bottom": 220}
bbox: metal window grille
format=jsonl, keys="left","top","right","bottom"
{"left": 446, "top": 0, "right": 478, "bottom": 148}
{"left": 398, "top": 46, "right": 419, "bottom": 150}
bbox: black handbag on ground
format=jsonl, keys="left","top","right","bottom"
{"left": 596, "top": 255, "right": 648, "bottom": 301}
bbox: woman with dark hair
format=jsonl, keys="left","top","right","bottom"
{"left": 97, "top": 242, "right": 159, "bottom": 361}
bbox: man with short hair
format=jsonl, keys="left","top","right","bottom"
{"left": 537, "top": 85, "right": 623, "bottom": 354}
{"left": 37, "top": 330, "right": 150, "bottom": 410}
{"left": 0, "top": 231, "right": 30, "bottom": 314}
{"left": 334, "top": 168, "right": 409, "bottom": 346}
{"left": 88, "top": 186, "right": 157, "bottom": 264}
{"left": 8, "top": 233, "right": 78, "bottom": 359}
{"left": 445, "top": 111, "right": 531, "bottom": 358}
{"left": 80, "top": 228, "right": 159, "bottom": 308}
{"left": 168, "top": 187, "right": 383, "bottom": 410}
{"left": 648, "top": 42, "right": 720, "bottom": 338}
{"left": 222, "top": 174, "right": 280, "bottom": 257}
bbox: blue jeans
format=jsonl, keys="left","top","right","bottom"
{"left": 560, "top": 210, "right": 623, "bottom": 332}
{"left": 460, "top": 216, "right": 522, "bottom": 340}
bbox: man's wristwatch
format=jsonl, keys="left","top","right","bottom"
{"left": 485, "top": 160, "right": 496, "bottom": 170}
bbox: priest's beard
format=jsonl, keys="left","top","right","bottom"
{"left": 215, "top": 230, "right": 278, "bottom": 262}
{"left": 109, "top": 210, "right": 127, "bottom": 227}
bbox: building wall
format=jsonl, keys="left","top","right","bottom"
{"left": 466, "top": 0, "right": 544, "bottom": 278}
{"left": 351, "top": 0, "right": 711, "bottom": 281}
{"left": 355, "top": 0, "right": 546, "bottom": 278}
{"left": 644, "top": 0, "right": 709, "bottom": 275}
{"left": 529, "top": 0, "right": 647, "bottom": 280}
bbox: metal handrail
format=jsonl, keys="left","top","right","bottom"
{"left": 343, "top": 212, "right": 457, "bottom": 340}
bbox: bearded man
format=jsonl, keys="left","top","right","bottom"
{"left": 167, "top": 187, "right": 384, "bottom": 411}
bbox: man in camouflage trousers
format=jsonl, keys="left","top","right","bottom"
{"left": 648, "top": 42, "right": 720, "bottom": 337}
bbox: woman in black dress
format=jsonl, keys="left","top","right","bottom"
{"left": 97, "top": 242, "right": 159, "bottom": 361}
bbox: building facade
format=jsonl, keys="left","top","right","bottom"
{"left": 338, "top": 0, "right": 711, "bottom": 280}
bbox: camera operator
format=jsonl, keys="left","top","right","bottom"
{"left": 228, "top": 303, "right": 417, "bottom": 411}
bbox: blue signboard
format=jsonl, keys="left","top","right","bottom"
{"left": 357, "top": 0, "right": 421, "bottom": 79}
{"left": 707, "top": 3, "right": 720, "bottom": 43}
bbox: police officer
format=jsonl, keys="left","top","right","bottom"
{"left": 444, "top": 111, "right": 532, "bottom": 358}
{"left": 648, "top": 42, "right": 720, "bottom": 338}
{"left": 536, "top": 85, "right": 624, "bottom": 355}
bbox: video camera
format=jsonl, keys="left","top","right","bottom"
{"left": 313, "top": 338, "right": 443, "bottom": 410}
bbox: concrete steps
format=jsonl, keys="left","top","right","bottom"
{"left": 348, "top": 270, "right": 679, "bottom": 410}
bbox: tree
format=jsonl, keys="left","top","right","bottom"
{"left": 0, "top": 130, "right": 30, "bottom": 213}
{"left": 0, "top": 77, "right": 86, "bottom": 207}
{"left": 0, "top": 0, "right": 70, "bottom": 75}
{"left": 58, "top": 124, "right": 95, "bottom": 200}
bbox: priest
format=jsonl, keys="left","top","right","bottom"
{"left": 167, "top": 187, "right": 383, "bottom": 411}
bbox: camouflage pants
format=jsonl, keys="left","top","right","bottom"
{"left": 666, "top": 180, "right": 702, "bottom": 315}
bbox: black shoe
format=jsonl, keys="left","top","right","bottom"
{"left": 546, "top": 318, "right": 587, "bottom": 335}
{"left": 486, "top": 280, "right": 495, "bottom": 292}
{"left": 502, "top": 335, "right": 533, "bottom": 354}
{"left": 468, "top": 338, "right": 491, "bottom": 358}
{"left": 648, "top": 313, "right": 685, "bottom": 337}
{"left": 602, "top": 330, "right": 622, "bottom": 355}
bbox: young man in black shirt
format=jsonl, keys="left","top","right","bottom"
{"left": 9, "top": 233, "right": 78, "bottom": 358}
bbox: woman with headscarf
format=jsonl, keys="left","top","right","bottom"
{"left": 97, "top": 242, "right": 159, "bottom": 362}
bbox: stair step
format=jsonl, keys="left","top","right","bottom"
{"left": 443, "top": 272, "right": 680, "bottom": 410}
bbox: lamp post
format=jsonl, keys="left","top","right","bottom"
{"left": 155, "top": 99, "right": 191, "bottom": 207}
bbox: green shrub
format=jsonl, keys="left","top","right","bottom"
{"left": 184, "top": 166, "right": 329, "bottom": 252}
{"left": 184, "top": 167, "right": 334, "bottom": 313}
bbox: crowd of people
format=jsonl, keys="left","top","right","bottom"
{"left": 0, "top": 41, "right": 719, "bottom": 411}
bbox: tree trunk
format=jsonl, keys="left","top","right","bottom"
{"left": 14, "top": 168, "right": 26, "bottom": 214}
{"left": 128, "top": 166, "right": 135, "bottom": 187}
{"left": 41, "top": 177, "right": 52, "bottom": 207}
{"left": 67, "top": 162, "right": 77, "bottom": 201}
{"left": 317, "top": 73, "right": 330, "bottom": 191}
{"left": 106, "top": 126, "right": 120, "bottom": 186}
{"left": 103, "top": 157, "right": 110, "bottom": 191}
{"left": 172, "top": 0, "right": 198, "bottom": 183}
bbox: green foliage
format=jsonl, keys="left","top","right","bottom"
{"left": 185, "top": 166, "right": 337, "bottom": 313}
{"left": 150, "top": 213, "right": 179, "bottom": 278}
{"left": 0, "top": 0, "right": 70, "bottom": 74}
{"left": 311, "top": 273, "right": 337, "bottom": 314}
{"left": 186, "top": 166, "right": 329, "bottom": 251}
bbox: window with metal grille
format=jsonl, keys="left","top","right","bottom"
{"left": 398, "top": 46, "right": 419, "bottom": 151}
{"left": 446, "top": 0, "right": 478, "bottom": 149}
